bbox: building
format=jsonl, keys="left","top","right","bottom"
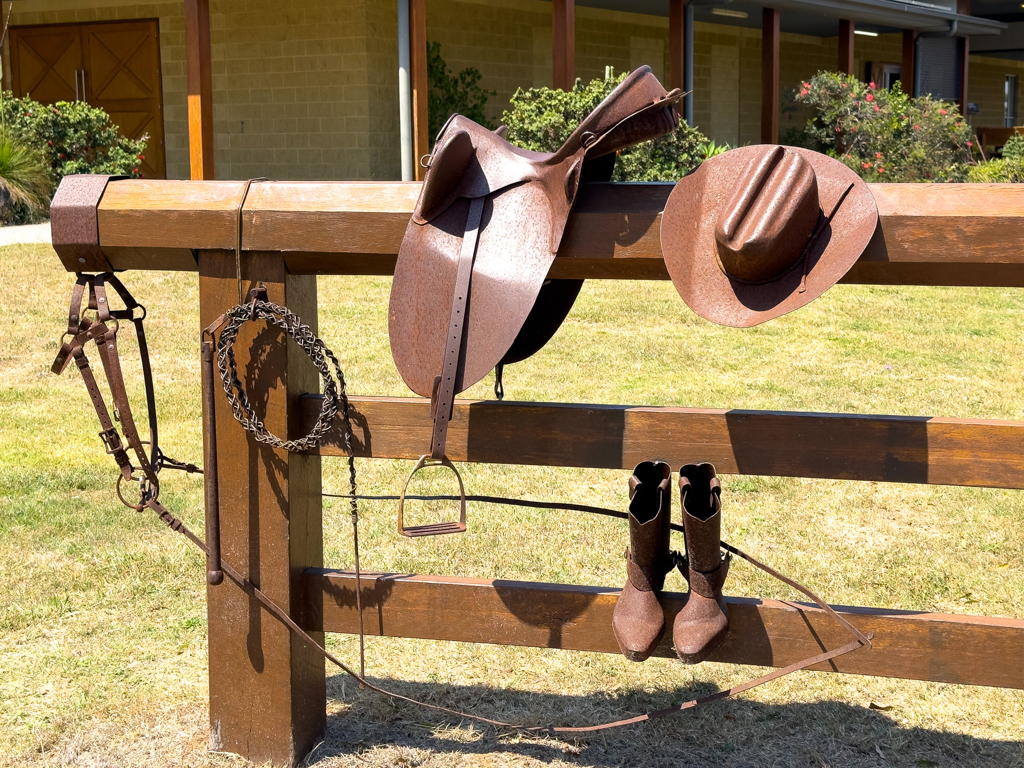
{"left": 2, "top": 0, "right": 1021, "bottom": 181}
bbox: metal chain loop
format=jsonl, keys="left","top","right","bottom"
{"left": 215, "top": 298, "right": 351, "bottom": 454}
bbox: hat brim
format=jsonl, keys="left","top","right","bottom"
{"left": 661, "top": 145, "right": 878, "bottom": 328}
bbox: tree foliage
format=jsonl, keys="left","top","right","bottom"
{"left": 501, "top": 69, "right": 714, "bottom": 182}
{"left": 0, "top": 131, "right": 52, "bottom": 225}
{"left": 427, "top": 41, "right": 495, "bottom": 140}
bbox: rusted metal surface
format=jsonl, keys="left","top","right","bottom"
{"left": 50, "top": 174, "right": 123, "bottom": 272}
{"left": 662, "top": 145, "right": 878, "bottom": 328}
{"left": 387, "top": 66, "right": 682, "bottom": 448}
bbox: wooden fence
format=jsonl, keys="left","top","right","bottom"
{"left": 56, "top": 179, "right": 1024, "bottom": 767}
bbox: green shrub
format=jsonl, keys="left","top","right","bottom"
{"left": 427, "top": 42, "right": 495, "bottom": 140}
{"left": 1000, "top": 133, "right": 1024, "bottom": 161}
{"left": 0, "top": 131, "right": 52, "bottom": 225}
{"left": 0, "top": 94, "right": 146, "bottom": 186}
{"left": 501, "top": 70, "right": 713, "bottom": 182}
{"left": 793, "top": 72, "right": 973, "bottom": 182}
{"left": 967, "top": 157, "right": 1024, "bottom": 182}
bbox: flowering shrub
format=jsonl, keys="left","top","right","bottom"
{"left": 0, "top": 95, "right": 147, "bottom": 186}
{"left": 502, "top": 70, "right": 713, "bottom": 182}
{"left": 793, "top": 72, "right": 973, "bottom": 182}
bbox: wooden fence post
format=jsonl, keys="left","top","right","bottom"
{"left": 199, "top": 250, "right": 325, "bottom": 767}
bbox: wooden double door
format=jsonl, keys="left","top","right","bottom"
{"left": 10, "top": 19, "right": 166, "bottom": 178}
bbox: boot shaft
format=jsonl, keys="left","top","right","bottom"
{"left": 626, "top": 460, "right": 672, "bottom": 569}
{"left": 679, "top": 462, "right": 723, "bottom": 574}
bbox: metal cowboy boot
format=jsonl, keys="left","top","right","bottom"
{"left": 612, "top": 461, "right": 673, "bottom": 661}
{"left": 674, "top": 462, "right": 730, "bottom": 664}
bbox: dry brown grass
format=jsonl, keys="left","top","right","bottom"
{"left": 1, "top": 243, "right": 1022, "bottom": 767}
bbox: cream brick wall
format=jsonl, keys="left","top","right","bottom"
{"left": 968, "top": 55, "right": 1024, "bottom": 129}
{"left": 11, "top": 0, "right": 189, "bottom": 178}
{"left": 12, "top": 0, "right": 397, "bottom": 180}
{"left": 12, "top": 1, "right": 1022, "bottom": 178}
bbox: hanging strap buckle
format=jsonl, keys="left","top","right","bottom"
{"left": 397, "top": 454, "right": 468, "bottom": 537}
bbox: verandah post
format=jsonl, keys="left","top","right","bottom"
{"left": 199, "top": 249, "right": 325, "bottom": 767}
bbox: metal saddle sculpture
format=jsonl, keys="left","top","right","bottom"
{"left": 388, "top": 67, "right": 682, "bottom": 535}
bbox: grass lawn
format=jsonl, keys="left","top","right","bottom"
{"left": 0, "top": 241, "right": 1022, "bottom": 767}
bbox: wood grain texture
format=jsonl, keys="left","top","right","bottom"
{"left": 84, "top": 181, "right": 1024, "bottom": 284}
{"left": 200, "top": 250, "right": 324, "bottom": 765}
{"left": 302, "top": 571, "right": 1024, "bottom": 690}
{"left": 307, "top": 396, "right": 1024, "bottom": 489}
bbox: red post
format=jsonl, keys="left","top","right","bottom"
{"left": 669, "top": 0, "right": 687, "bottom": 92}
{"left": 410, "top": 0, "right": 429, "bottom": 181}
{"left": 183, "top": 0, "right": 214, "bottom": 180}
{"left": 902, "top": 30, "right": 916, "bottom": 96}
{"left": 838, "top": 19, "right": 855, "bottom": 76}
{"left": 761, "top": 8, "right": 780, "bottom": 144}
{"left": 553, "top": 0, "right": 575, "bottom": 91}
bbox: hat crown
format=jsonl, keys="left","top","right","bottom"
{"left": 713, "top": 145, "right": 820, "bottom": 283}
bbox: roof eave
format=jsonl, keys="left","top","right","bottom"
{"left": 767, "top": 0, "right": 1007, "bottom": 34}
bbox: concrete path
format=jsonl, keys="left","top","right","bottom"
{"left": 0, "top": 221, "right": 51, "bottom": 246}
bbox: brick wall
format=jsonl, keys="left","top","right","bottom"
{"left": 968, "top": 55, "right": 1024, "bottom": 129}
{"left": 11, "top": 0, "right": 1024, "bottom": 179}
{"left": 11, "top": 0, "right": 394, "bottom": 181}
{"left": 10, "top": 0, "right": 189, "bottom": 178}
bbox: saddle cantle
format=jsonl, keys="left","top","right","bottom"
{"left": 389, "top": 66, "right": 682, "bottom": 463}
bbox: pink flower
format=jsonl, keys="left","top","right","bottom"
{"left": 955, "top": 122, "right": 962, "bottom": 127}
{"left": 878, "top": 167, "right": 885, "bottom": 173}
{"left": 841, "top": 83, "right": 847, "bottom": 88}
{"left": 913, "top": 124, "right": 920, "bottom": 130}
{"left": 940, "top": 109, "right": 947, "bottom": 115}
{"left": 873, "top": 105, "right": 880, "bottom": 112}
{"left": 800, "top": 89, "right": 808, "bottom": 96}
{"left": 863, "top": 162, "right": 871, "bottom": 168}
{"left": 869, "top": 81, "right": 876, "bottom": 88}
{"left": 138, "top": 154, "right": 145, "bottom": 160}
{"left": 967, "top": 141, "right": 973, "bottom": 147}
{"left": 875, "top": 152, "right": 882, "bottom": 159}
{"left": 866, "top": 94, "right": 874, "bottom": 102}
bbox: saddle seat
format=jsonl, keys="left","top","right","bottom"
{"left": 389, "top": 65, "right": 683, "bottom": 401}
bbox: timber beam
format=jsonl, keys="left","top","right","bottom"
{"left": 301, "top": 570, "right": 1024, "bottom": 690}
{"left": 63, "top": 180, "right": 1024, "bottom": 287}
{"left": 305, "top": 396, "right": 1024, "bottom": 490}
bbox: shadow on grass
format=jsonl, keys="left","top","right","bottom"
{"left": 308, "top": 674, "right": 1023, "bottom": 768}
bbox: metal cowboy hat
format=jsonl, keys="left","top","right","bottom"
{"left": 661, "top": 144, "right": 878, "bottom": 328}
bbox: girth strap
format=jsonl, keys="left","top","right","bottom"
{"left": 430, "top": 196, "right": 485, "bottom": 460}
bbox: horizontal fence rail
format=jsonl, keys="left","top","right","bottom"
{"left": 306, "top": 396, "right": 1024, "bottom": 489}
{"left": 301, "top": 570, "right": 1024, "bottom": 690}
{"left": 61, "top": 180, "right": 1024, "bottom": 286}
